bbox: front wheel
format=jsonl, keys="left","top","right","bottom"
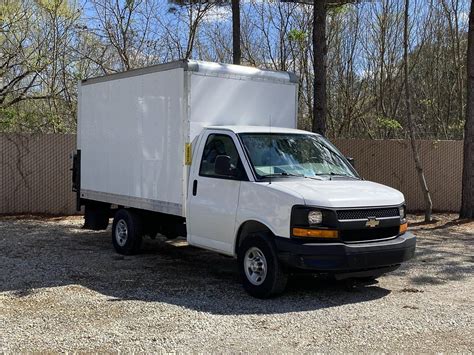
{"left": 112, "top": 209, "right": 143, "bottom": 255}
{"left": 238, "top": 233, "right": 288, "bottom": 298}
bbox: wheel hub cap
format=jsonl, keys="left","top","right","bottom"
{"left": 115, "top": 219, "right": 128, "bottom": 247}
{"left": 244, "top": 247, "right": 267, "bottom": 286}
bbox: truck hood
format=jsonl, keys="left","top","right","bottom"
{"left": 268, "top": 179, "right": 405, "bottom": 208}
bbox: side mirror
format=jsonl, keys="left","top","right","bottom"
{"left": 346, "top": 157, "right": 355, "bottom": 168}
{"left": 215, "top": 155, "right": 235, "bottom": 176}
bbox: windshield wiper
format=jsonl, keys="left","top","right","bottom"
{"left": 315, "top": 172, "right": 359, "bottom": 179}
{"left": 306, "top": 176, "right": 324, "bottom": 180}
{"left": 262, "top": 172, "right": 304, "bottom": 178}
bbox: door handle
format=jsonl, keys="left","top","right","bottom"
{"left": 192, "top": 180, "right": 198, "bottom": 196}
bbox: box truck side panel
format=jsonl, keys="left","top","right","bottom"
{"left": 79, "top": 68, "right": 186, "bottom": 216}
{"left": 188, "top": 73, "right": 297, "bottom": 141}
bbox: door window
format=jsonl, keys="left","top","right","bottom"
{"left": 199, "top": 134, "right": 247, "bottom": 180}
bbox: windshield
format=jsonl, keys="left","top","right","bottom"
{"left": 239, "top": 133, "right": 358, "bottom": 179}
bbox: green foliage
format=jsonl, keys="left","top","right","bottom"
{"left": 0, "top": 107, "right": 43, "bottom": 133}
{"left": 0, "top": 107, "right": 17, "bottom": 132}
{"left": 328, "top": 4, "right": 350, "bottom": 16}
{"left": 376, "top": 117, "right": 403, "bottom": 131}
{"left": 447, "top": 121, "right": 465, "bottom": 135}
{"left": 0, "top": 102, "right": 75, "bottom": 133}
{"left": 35, "top": 0, "right": 76, "bottom": 18}
{"left": 419, "top": 98, "right": 433, "bottom": 107}
{"left": 0, "top": 0, "right": 22, "bottom": 22}
{"left": 288, "top": 29, "right": 306, "bottom": 43}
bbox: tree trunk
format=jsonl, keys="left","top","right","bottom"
{"left": 404, "top": 0, "right": 433, "bottom": 222}
{"left": 232, "top": 0, "right": 241, "bottom": 65}
{"left": 461, "top": 0, "right": 474, "bottom": 219}
{"left": 312, "top": 0, "right": 327, "bottom": 136}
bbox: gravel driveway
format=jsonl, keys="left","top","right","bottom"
{"left": 0, "top": 214, "right": 473, "bottom": 352}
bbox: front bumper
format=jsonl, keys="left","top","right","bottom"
{"left": 275, "top": 232, "right": 416, "bottom": 278}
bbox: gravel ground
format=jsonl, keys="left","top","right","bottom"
{"left": 0, "top": 214, "right": 473, "bottom": 352}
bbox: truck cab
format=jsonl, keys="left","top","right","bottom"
{"left": 185, "top": 125, "right": 414, "bottom": 297}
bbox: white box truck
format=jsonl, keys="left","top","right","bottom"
{"left": 73, "top": 60, "right": 415, "bottom": 298}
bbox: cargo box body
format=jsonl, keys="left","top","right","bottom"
{"left": 77, "top": 60, "right": 298, "bottom": 217}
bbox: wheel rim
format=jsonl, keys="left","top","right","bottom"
{"left": 115, "top": 219, "right": 128, "bottom": 247}
{"left": 244, "top": 247, "right": 268, "bottom": 286}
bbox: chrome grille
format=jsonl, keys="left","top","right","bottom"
{"left": 337, "top": 208, "right": 400, "bottom": 221}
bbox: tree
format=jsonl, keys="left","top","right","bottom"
{"left": 2, "top": 0, "right": 470, "bottom": 141}
{"left": 170, "top": 0, "right": 239, "bottom": 62}
{"left": 232, "top": 0, "right": 241, "bottom": 64}
{"left": 1, "top": 0, "right": 80, "bottom": 132}
{"left": 312, "top": 0, "right": 328, "bottom": 135}
{"left": 404, "top": 0, "right": 432, "bottom": 222}
{"left": 283, "top": 0, "right": 358, "bottom": 136}
{"left": 461, "top": 0, "right": 474, "bottom": 219}
{"left": 0, "top": 0, "right": 75, "bottom": 109}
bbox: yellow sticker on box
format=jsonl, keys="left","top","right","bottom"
{"left": 185, "top": 143, "right": 192, "bottom": 165}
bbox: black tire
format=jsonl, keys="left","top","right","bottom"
{"left": 238, "top": 233, "right": 288, "bottom": 298}
{"left": 83, "top": 202, "right": 109, "bottom": 230}
{"left": 112, "top": 209, "right": 143, "bottom": 255}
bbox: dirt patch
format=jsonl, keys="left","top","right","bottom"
{"left": 0, "top": 214, "right": 473, "bottom": 352}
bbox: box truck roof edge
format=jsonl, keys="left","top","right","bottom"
{"left": 80, "top": 59, "right": 299, "bottom": 87}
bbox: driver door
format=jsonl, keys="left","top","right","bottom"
{"left": 187, "top": 132, "right": 248, "bottom": 255}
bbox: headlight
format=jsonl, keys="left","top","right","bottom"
{"left": 308, "top": 210, "right": 323, "bottom": 225}
{"left": 399, "top": 205, "right": 406, "bottom": 219}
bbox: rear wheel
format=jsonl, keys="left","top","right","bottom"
{"left": 112, "top": 209, "right": 143, "bottom": 255}
{"left": 238, "top": 233, "right": 288, "bottom": 298}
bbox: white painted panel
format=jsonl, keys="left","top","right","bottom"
{"left": 187, "top": 176, "right": 240, "bottom": 255}
{"left": 79, "top": 68, "right": 185, "bottom": 213}
{"left": 189, "top": 73, "right": 297, "bottom": 141}
{"left": 235, "top": 181, "right": 303, "bottom": 242}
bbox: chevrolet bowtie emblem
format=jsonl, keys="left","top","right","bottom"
{"left": 366, "top": 217, "right": 380, "bottom": 228}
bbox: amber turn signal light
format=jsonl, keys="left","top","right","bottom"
{"left": 399, "top": 223, "right": 408, "bottom": 234}
{"left": 292, "top": 228, "right": 339, "bottom": 239}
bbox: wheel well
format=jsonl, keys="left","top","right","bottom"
{"left": 234, "top": 220, "right": 273, "bottom": 255}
